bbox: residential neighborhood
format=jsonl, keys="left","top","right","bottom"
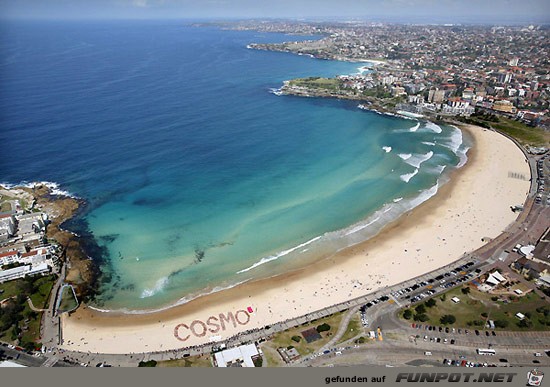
{"left": 241, "top": 21, "right": 549, "bottom": 124}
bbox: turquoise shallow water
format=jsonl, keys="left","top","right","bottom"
{"left": 0, "top": 20, "right": 470, "bottom": 311}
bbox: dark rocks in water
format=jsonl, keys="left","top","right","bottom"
{"left": 121, "top": 283, "right": 135, "bottom": 291}
{"left": 194, "top": 248, "right": 205, "bottom": 263}
{"left": 99, "top": 234, "right": 119, "bottom": 244}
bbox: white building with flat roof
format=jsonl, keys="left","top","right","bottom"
{"left": 0, "top": 262, "right": 50, "bottom": 283}
{"left": 214, "top": 343, "right": 260, "bottom": 367}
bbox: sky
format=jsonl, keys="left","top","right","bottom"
{"left": 1, "top": 0, "right": 549, "bottom": 23}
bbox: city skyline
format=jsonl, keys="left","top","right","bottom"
{"left": 1, "top": 0, "right": 549, "bottom": 23}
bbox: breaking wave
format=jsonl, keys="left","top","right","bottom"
{"left": 400, "top": 169, "right": 419, "bottom": 183}
{"left": 403, "top": 151, "right": 434, "bottom": 169}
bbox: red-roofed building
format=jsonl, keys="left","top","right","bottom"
{"left": 0, "top": 250, "right": 20, "bottom": 266}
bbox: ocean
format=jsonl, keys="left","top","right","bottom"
{"left": 0, "top": 20, "right": 470, "bottom": 311}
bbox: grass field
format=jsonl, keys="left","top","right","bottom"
{"left": 156, "top": 354, "right": 213, "bottom": 367}
{"left": 337, "top": 314, "right": 361, "bottom": 345}
{"left": 401, "top": 286, "right": 550, "bottom": 331}
{"left": 259, "top": 311, "right": 347, "bottom": 364}
{"left": 491, "top": 117, "right": 550, "bottom": 146}
{"left": 29, "top": 276, "right": 55, "bottom": 309}
{"left": 463, "top": 115, "right": 550, "bottom": 146}
{"left": 289, "top": 77, "right": 343, "bottom": 90}
{"left": 0, "top": 275, "right": 55, "bottom": 348}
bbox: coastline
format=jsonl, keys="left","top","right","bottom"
{"left": 60, "top": 123, "right": 531, "bottom": 354}
{"left": 0, "top": 183, "right": 97, "bottom": 300}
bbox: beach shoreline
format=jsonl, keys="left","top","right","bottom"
{"left": 60, "top": 123, "right": 531, "bottom": 354}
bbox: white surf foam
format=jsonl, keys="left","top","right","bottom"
{"left": 393, "top": 197, "right": 403, "bottom": 203}
{"left": 422, "top": 141, "right": 436, "bottom": 146}
{"left": 140, "top": 276, "right": 169, "bottom": 298}
{"left": 404, "top": 151, "right": 434, "bottom": 169}
{"left": 344, "top": 216, "right": 381, "bottom": 236}
{"left": 442, "top": 126, "right": 463, "bottom": 153}
{"left": 398, "top": 153, "right": 412, "bottom": 161}
{"left": 423, "top": 121, "right": 443, "bottom": 133}
{"left": 409, "top": 122, "right": 420, "bottom": 132}
{"left": 400, "top": 169, "right": 419, "bottom": 183}
{"left": 456, "top": 147, "right": 470, "bottom": 168}
{"left": 237, "top": 236, "right": 322, "bottom": 274}
{"left": 0, "top": 180, "right": 79, "bottom": 198}
{"left": 269, "top": 87, "right": 283, "bottom": 96}
{"left": 382, "top": 146, "right": 392, "bottom": 153}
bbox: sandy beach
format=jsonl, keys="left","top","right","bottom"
{"left": 60, "top": 124, "right": 531, "bottom": 354}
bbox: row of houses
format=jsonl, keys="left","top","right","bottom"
{"left": 0, "top": 246, "right": 57, "bottom": 283}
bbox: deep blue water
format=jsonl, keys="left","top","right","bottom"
{"left": 0, "top": 20, "right": 468, "bottom": 310}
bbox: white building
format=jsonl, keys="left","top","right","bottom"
{"left": 0, "top": 214, "right": 16, "bottom": 241}
{"left": 0, "top": 262, "right": 50, "bottom": 283}
{"left": 16, "top": 213, "right": 45, "bottom": 237}
{"left": 0, "top": 250, "right": 20, "bottom": 266}
{"left": 214, "top": 343, "right": 261, "bottom": 367}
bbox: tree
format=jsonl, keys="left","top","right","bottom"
{"left": 440, "top": 315, "right": 457, "bottom": 325}
{"left": 425, "top": 299, "right": 437, "bottom": 308}
{"left": 415, "top": 304, "right": 426, "bottom": 315}
{"left": 517, "top": 319, "right": 533, "bottom": 328}
{"left": 481, "top": 312, "right": 488, "bottom": 318}
{"left": 461, "top": 287, "right": 471, "bottom": 295}
{"left": 403, "top": 309, "right": 413, "bottom": 320}
{"left": 21, "top": 340, "right": 36, "bottom": 353}
{"left": 414, "top": 313, "right": 429, "bottom": 322}
{"left": 440, "top": 294, "right": 447, "bottom": 302}
{"left": 494, "top": 319, "right": 509, "bottom": 329}
{"left": 252, "top": 356, "right": 263, "bottom": 367}
{"left": 138, "top": 360, "right": 157, "bottom": 367}
{"left": 291, "top": 336, "right": 301, "bottom": 343}
{"left": 316, "top": 323, "right": 331, "bottom": 333}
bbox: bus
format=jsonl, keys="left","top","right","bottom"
{"left": 476, "top": 348, "right": 496, "bottom": 355}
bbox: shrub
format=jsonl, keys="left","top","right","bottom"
{"left": 253, "top": 356, "right": 263, "bottom": 367}
{"left": 316, "top": 323, "right": 331, "bottom": 333}
{"left": 414, "top": 313, "right": 429, "bottom": 322}
{"left": 291, "top": 336, "right": 301, "bottom": 343}
{"left": 517, "top": 319, "right": 533, "bottom": 328}
{"left": 481, "top": 312, "right": 488, "bottom": 318}
{"left": 425, "top": 299, "right": 436, "bottom": 308}
{"left": 415, "top": 304, "right": 426, "bottom": 315}
{"left": 467, "top": 320, "right": 484, "bottom": 327}
{"left": 440, "top": 294, "right": 447, "bottom": 302}
{"left": 138, "top": 360, "right": 157, "bottom": 367}
{"left": 461, "top": 287, "right": 471, "bottom": 294}
{"left": 440, "top": 315, "right": 456, "bottom": 325}
{"left": 494, "top": 319, "right": 509, "bottom": 328}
